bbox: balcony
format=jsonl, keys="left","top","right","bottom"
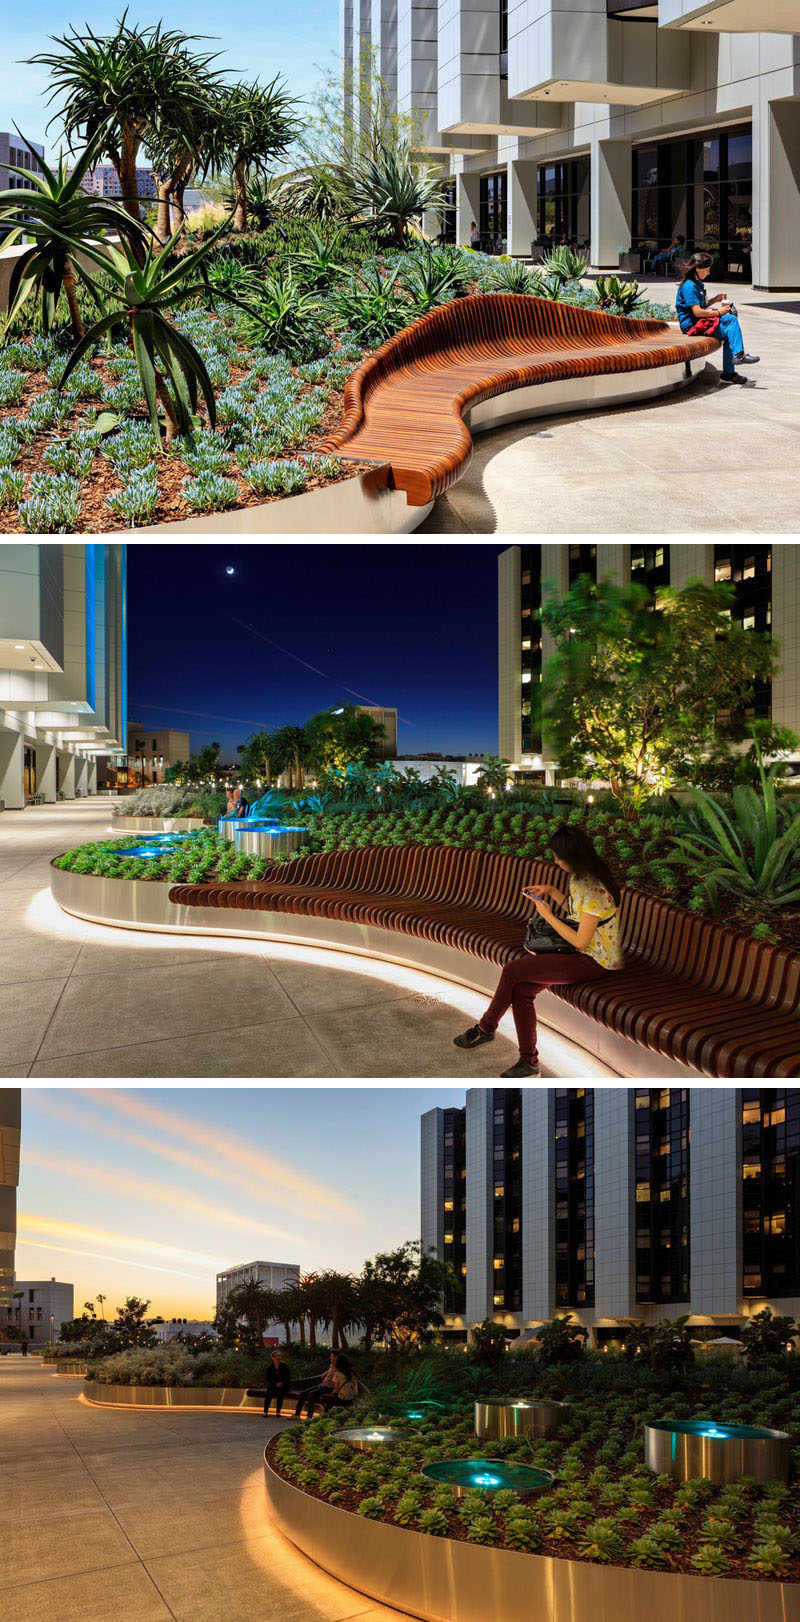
{"left": 508, "top": 3, "right": 692, "bottom": 107}
{"left": 659, "top": 0, "right": 800, "bottom": 29}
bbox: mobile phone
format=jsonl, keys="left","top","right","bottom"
{"left": 522, "top": 886, "right": 546, "bottom": 898}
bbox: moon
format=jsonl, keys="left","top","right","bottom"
{"left": 225, "top": 566, "right": 235, "bottom": 576}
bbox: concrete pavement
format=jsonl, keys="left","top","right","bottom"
{"left": 0, "top": 801, "right": 612, "bottom": 1079}
{"left": 0, "top": 1356, "right": 407, "bottom": 1621}
{"left": 419, "top": 289, "right": 800, "bottom": 533}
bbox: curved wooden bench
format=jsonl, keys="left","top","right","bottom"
{"left": 320, "top": 295, "right": 720, "bottom": 505}
{"left": 169, "top": 846, "right": 799, "bottom": 1079}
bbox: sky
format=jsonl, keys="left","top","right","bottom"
{"left": 126, "top": 543, "right": 506, "bottom": 760}
{"left": 15, "top": 1087, "right": 465, "bottom": 1321}
{"left": 3, "top": 2, "right": 340, "bottom": 161}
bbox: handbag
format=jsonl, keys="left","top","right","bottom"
{"left": 524, "top": 910, "right": 616, "bottom": 955}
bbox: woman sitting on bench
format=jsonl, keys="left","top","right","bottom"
{"left": 675, "top": 252, "right": 759, "bottom": 384}
{"left": 294, "top": 1351, "right": 359, "bottom": 1418}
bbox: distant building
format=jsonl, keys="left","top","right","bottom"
{"left": 391, "top": 757, "right": 484, "bottom": 786}
{"left": 154, "top": 1319, "right": 218, "bottom": 1343}
{"left": 0, "top": 133, "right": 44, "bottom": 192}
{"left": 216, "top": 1260, "right": 300, "bottom": 1313}
{"left": 69, "top": 163, "right": 157, "bottom": 203}
{"left": 126, "top": 723, "right": 191, "bottom": 785}
{"left": 7, "top": 1279, "right": 74, "bottom": 1345}
{"left": 0, "top": 1092, "right": 21, "bottom": 1321}
{"left": 356, "top": 706, "right": 398, "bottom": 758}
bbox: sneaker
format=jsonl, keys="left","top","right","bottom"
{"left": 721, "top": 371, "right": 748, "bottom": 385}
{"left": 734, "top": 351, "right": 760, "bottom": 364}
{"left": 453, "top": 1024, "right": 494, "bottom": 1050}
{"left": 500, "top": 1059, "right": 541, "bottom": 1078}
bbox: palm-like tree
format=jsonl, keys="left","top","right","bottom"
{"left": 476, "top": 755, "right": 512, "bottom": 795}
{"left": 0, "top": 133, "right": 145, "bottom": 337}
{"left": 350, "top": 142, "right": 447, "bottom": 247}
{"left": 32, "top": 18, "right": 220, "bottom": 235}
{"left": 213, "top": 79, "right": 297, "bottom": 234}
{"left": 267, "top": 725, "right": 310, "bottom": 792}
{"left": 315, "top": 1270, "right": 359, "bottom": 1352}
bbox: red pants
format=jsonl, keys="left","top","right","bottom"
{"left": 479, "top": 953, "right": 607, "bottom": 1065}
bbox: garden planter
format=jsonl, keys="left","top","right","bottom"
{"left": 112, "top": 816, "right": 206, "bottom": 833}
{"left": 474, "top": 1397, "right": 567, "bottom": 1440}
{"left": 619, "top": 252, "right": 642, "bottom": 274}
{"left": 263, "top": 1452, "right": 793, "bottom": 1622}
{"left": 644, "top": 1420, "right": 790, "bottom": 1485}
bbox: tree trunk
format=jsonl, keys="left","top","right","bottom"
{"left": 62, "top": 258, "right": 84, "bottom": 338}
{"left": 173, "top": 152, "right": 193, "bottom": 249}
{"left": 308, "top": 1317, "right": 317, "bottom": 1350}
{"left": 118, "top": 127, "right": 147, "bottom": 265}
{"left": 283, "top": 1319, "right": 291, "bottom": 1346}
{"left": 298, "top": 1315, "right": 306, "bottom": 1350}
{"left": 233, "top": 158, "right": 248, "bottom": 233}
{"left": 339, "top": 1328, "right": 350, "bottom": 1352}
{"left": 155, "top": 376, "right": 179, "bottom": 443}
{"left": 155, "top": 176, "right": 173, "bottom": 248}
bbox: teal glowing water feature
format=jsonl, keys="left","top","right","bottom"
{"left": 387, "top": 1399, "right": 445, "bottom": 1422}
{"left": 420, "top": 1459, "right": 554, "bottom": 1499}
{"left": 645, "top": 1419, "right": 790, "bottom": 1484}
{"left": 334, "top": 1426, "right": 406, "bottom": 1452}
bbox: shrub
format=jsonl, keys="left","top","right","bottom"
{"left": 107, "top": 468, "right": 160, "bottom": 525}
{"left": 243, "top": 459, "right": 307, "bottom": 497}
{"left": 0, "top": 466, "right": 26, "bottom": 510}
{"left": 18, "top": 472, "right": 82, "bottom": 533}
{"left": 182, "top": 472, "right": 239, "bottom": 513}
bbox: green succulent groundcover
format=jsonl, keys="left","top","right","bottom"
{"left": 270, "top": 1374, "right": 800, "bottom": 1582}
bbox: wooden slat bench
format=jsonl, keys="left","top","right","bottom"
{"left": 169, "top": 846, "right": 799, "bottom": 1079}
{"left": 320, "top": 294, "right": 720, "bottom": 505}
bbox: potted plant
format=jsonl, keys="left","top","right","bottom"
{"left": 618, "top": 245, "right": 641, "bottom": 274}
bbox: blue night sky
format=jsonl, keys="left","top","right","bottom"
{"left": 3, "top": 2, "right": 340, "bottom": 159}
{"left": 126, "top": 544, "right": 506, "bottom": 761}
{"left": 17, "top": 1087, "right": 466, "bottom": 1318}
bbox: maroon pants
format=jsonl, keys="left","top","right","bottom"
{"left": 479, "top": 953, "right": 607, "bottom": 1065}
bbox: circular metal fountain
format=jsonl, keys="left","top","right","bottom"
{"left": 645, "top": 1419, "right": 790, "bottom": 1484}
{"left": 334, "top": 1426, "right": 407, "bottom": 1452}
{"left": 474, "top": 1397, "right": 568, "bottom": 1441}
{"left": 420, "top": 1459, "right": 554, "bottom": 1500}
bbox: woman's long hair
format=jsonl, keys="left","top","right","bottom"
{"left": 335, "top": 1352, "right": 353, "bottom": 1378}
{"left": 550, "top": 824, "right": 621, "bottom": 905}
{"left": 677, "top": 250, "right": 713, "bottom": 285}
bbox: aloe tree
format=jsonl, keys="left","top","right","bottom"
{"left": 350, "top": 142, "right": 447, "bottom": 246}
{"left": 0, "top": 133, "right": 145, "bottom": 336}
{"left": 213, "top": 78, "right": 297, "bottom": 233}
{"left": 32, "top": 18, "right": 220, "bottom": 235}
{"left": 58, "top": 215, "right": 242, "bottom": 441}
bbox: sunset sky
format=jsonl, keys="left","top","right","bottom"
{"left": 16, "top": 1088, "right": 464, "bottom": 1321}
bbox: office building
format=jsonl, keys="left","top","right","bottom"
{"left": 0, "top": 544, "right": 127, "bottom": 809}
{"left": 0, "top": 1090, "right": 21, "bottom": 1321}
{"left": 126, "top": 723, "right": 190, "bottom": 785}
{"left": 357, "top": 705, "right": 399, "bottom": 758}
{"left": 498, "top": 543, "right": 799, "bottom": 772}
{"left": 216, "top": 1259, "right": 300, "bottom": 1312}
{"left": 6, "top": 1278, "right": 74, "bottom": 1345}
{"left": 421, "top": 1088, "right": 800, "bottom": 1343}
{"left": 69, "top": 163, "right": 158, "bottom": 203}
{"left": 341, "top": 1, "right": 800, "bottom": 288}
{"left": 0, "top": 133, "right": 44, "bottom": 193}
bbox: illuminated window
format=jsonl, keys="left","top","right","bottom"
{"left": 715, "top": 559, "right": 731, "bottom": 582}
{"left": 743, "top": 557, "right": 755, "bottom": 579}
{"left": 521, "top": 672, "right": 531, "bottom": 685}
{"left": 521, "top": 638, "right": 531, "bottom": 651}
{"left": 743, "top": 612, "right": 755, "bottom": 631}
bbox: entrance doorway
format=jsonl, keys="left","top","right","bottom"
{"left": 23, "top": 745, "right": 36, "bottom": 801}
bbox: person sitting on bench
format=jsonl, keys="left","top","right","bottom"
{"left": 262, "top": 1347, "right": 292, "bottom": 1417}
{"left": 675, "top": 251, "right": 759, "bottom": 384}
{"left": 294, "top": 1351, "right": 359, "bottom": 1418}
{"left": 647, "top": 234, "right": 685, "bottom": 275}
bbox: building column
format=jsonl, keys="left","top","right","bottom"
{"left": 87, "top": 759, "right": 98, "bottom": 795}
{"left": 58, "top": 750, "right": 76, "bottom": 799}
{"left": 668, "top": 545, "right": 714, "bottom": 591}
{"left": 521, "top": 1088, "right": 556, "bottom": 1322}
{"left": 37, "top": 740, "right": 56, "bottom": 803}
{"left": 465, "top": 1089, "right": 494, "bottom": 1329}
{"left": 421, "top": 1108, "right": 445, "bottom": 1264}
{"left": 0, "top": 726, "right": 24, "bottom": 810}
{"left": 510, "top": 158, "right": 538, "bottom": 257}
{"left": 597, "top": 543, "right": 631, "bottom": 584}
{"left": 593, "top": 1089, "right": 637, "bottom": 1318}
{"left": 590, "top": 135, "right": 633, "bottom": 272}
{"left": 456, "top": 163, "right": 481, "bottom": 247}
{"left": 771, "top": 518, "right": 800, "bottom": 738}
{"left": 753, "top": 96, "right": 800, "bottom": 291}
{"left": 689, "top": 1090, "right": 741, "bottom": 1317}
{"left": 74, "top": 756, "right": 88, "bottom": 797}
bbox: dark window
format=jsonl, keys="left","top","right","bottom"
{"left": 713, "top": 543, "right": 772, "bottom": 722}
{"left": 519, "top": 546, "right": 542, "bottom": 757}
{"left": 742, "top": 1091, "right": 800, "bottom": 1298}
{"left": 500, "top": 0, "right": 508, "bottom": 73}
{"left": 630, "top": 543, "right": 670, "bottom": 595}
{"left": 634, "top": 1090, "right": 690, "bottom": 1304}
{"left": 479, "top": 172, "right": 507, "bottom": 251}
{"left": 492, "top": 1089, "right": 523, "bottom": 1311}
{"left": 537, "top": 157, "right": 591, "bottom": 247}
{"left": 442, "top": 1107, "right": 466, "bottom": 1313}
{"left": 554, "top": 1090, "right": 595, "bottom": 1309}
{"left": 631, "top": 124, "right": 752, "bottom": 281}
{"left": 568, "top": 544, "right": 597, "bottom": 588}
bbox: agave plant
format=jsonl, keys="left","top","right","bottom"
{"left": 239, "top": 265, "right": 326, "bottom": 360}
{"left": 329, "top": 263, "right": 408, "bottom": 346}
{"left": 58, "top": 215, "right": 246, "bottom": 441}
{"left": 292, "top": 225, "right": 350, "bottom": 291}
{"left": 350, "top": 142, "right": 447, "bottom": 246}
{"left": 402, "top": 243, "right": 460, "bottom": 314}
{"left": 0, "top": 133, "right": 146, "bottom": 337}
{"left": 668, "top": 742, "right": 800, "bottom": 910}
{"left": 541, "top": 244, "right": 590, "bottom": 283}
{"left": 595, "top": 274, "right": 643, "bottom": 316}
{"left": 489, "top": 258, "right": 540, "bottom": 296}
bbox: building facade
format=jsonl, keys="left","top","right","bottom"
{"left": 498, "top": 542, "right": 800, "bottom": 773}
{"left": 215, "top": 1259, "right": 300, "bottom": 1313}
{"left": 6, "top": 1279, "right": 74, "bottom": 1345}
{"left": 126, "top": 723, "right": 190, "bottom": 785}
{"left": 0, "top": 134, "right": 44, "bottom": 191}
{"left": 341, "top": 1, "right": 800, "bottom": 288}
{"left": 68, "top": 164, "right": 158, "bottom": 202}
{"left": 0, "top": 544, "right": 127, "bottom": 809}
{"left": 0, "top": 1090, "right": 21, "bottom": 1324}
{"left": 422, "top": 1088, "right": 800, "bottom": 1342}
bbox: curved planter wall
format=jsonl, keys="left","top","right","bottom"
{"left": 263, "top": 1455, "right": 790, "bottom": 1622}
{"left": 49, "top": 862, "right": 698, "bottom": 1080}
{"left": 82, "top": 1380, "right": 262, "bottom": 1411}
{"left": 111, "top": 816, "right": 207, "bottom": 833}
{"left": 134, "top": 464, "right": 432, "bottom": 537}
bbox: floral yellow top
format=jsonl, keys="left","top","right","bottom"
{"left": 568, "top": 876, "right": 624, "bottom": 971}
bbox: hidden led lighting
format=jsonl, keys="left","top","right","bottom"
{"left": 473, "top": 1472, "right": 501, "bottom": 1487}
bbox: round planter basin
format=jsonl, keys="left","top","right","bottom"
{"left": 645, "top": 1420, "right": 790, "bottom": 1484}
{"left": 335, "top": 1426, "right": 407, "bottom": 1452}
{"left": 474, "top": 1397, "right": 568, "bottom": 1440}
{"left": 218, "top": 817, "right": 283, "bottom": 843}
{"left": 421, "top": 1459, "right": 554, "bottom": 1500}
{"left": 234, "top": 825, "right": 308, "bottom": 858}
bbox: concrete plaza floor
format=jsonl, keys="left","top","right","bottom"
{"left": 420, "top": 288, "right": 800, "bottom": 534}
{"left": 0, "top": 800, "right": 613, "bottom": 1080}
{"left": 0, "top": 1356, "right": 408, "bottom": 1622}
